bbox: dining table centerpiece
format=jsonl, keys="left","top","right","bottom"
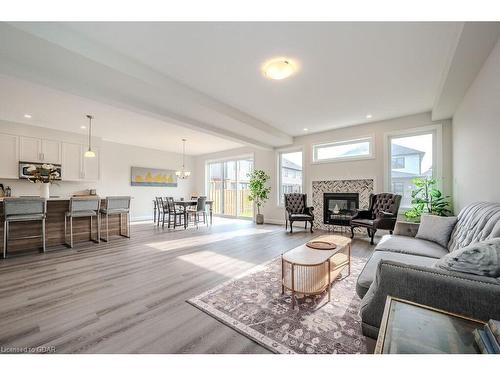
{"left": 26, "top": 164, "right": 60, "bottom": 199}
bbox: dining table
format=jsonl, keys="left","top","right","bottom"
{"left": 173, "top": 199, "right": 214, "bottom": 229}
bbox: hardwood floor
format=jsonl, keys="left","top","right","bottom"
{"left": 0, "top": 218, "right": 375, "bottom": 353}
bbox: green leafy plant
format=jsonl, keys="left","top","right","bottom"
{"left": 247, "top": 169, "right": 271, "bottom": 215}
{"left": 404, "top": 177, "right": 452, "bottom": 221}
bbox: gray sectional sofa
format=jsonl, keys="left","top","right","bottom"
{"left": 356, "top": 202, "right": 500, "bottom": 339}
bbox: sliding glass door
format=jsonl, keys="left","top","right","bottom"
{"left": 207, "top": 158, "right": 254, "bottom": 218}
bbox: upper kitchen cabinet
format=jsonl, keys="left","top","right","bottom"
{"left": 20, "top": 136, "right": 61, "bottom": 164}
{"left": 0, "top": 133, "right": 19, "bottom": 179}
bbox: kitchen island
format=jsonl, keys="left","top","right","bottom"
{"left": 0, "top": 197, "right": 124, "bottom": 257}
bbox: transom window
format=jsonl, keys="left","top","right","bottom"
{"left": 313, "top": 137, "right": 373, "bottom": 163}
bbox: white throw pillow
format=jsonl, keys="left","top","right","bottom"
{"left": 416, "top": 214, "right": 457, "bottom": 248}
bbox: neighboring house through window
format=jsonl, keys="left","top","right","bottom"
{"left": 279, "top": 150, "right": 303, "bottom": 205}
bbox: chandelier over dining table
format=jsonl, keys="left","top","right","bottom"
{"left": 175, "top": 139, "right": 191, "bottom": 179}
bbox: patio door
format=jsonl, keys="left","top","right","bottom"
{"left": 207, "top": 158, "right": 254, "bottom": 218}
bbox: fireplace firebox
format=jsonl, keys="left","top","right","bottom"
{"left": 323, "top": 193, "right": 359, "bottom": 226}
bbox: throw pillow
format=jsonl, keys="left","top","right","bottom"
{"left": 416, "top": 214, "right": 458, "bottom": 248}
{"left": 434, "top": 238, "right": 500, "bottom": 277}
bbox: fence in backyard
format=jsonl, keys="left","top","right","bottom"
{"left": 207, "top": 182, "right": 253, "bottom": 217}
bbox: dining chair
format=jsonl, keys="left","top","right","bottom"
{"left": 3, "top": 197, "right": 47, "bottom": 258}
{"left": 65, "top": 196, "right": 100, "bottom": 248}
{"left": 166, "top": 197, "right": 185, "bottom": 229}
{"left": 188, "top": 196, "right": 208, "bottom": 228}
{"left": 155, "top": 197, "right": 167, "bottom": 227}
{"left": 100, "top": 196, "right": 131, "bottom": 242}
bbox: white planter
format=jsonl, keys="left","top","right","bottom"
{"left": 39, "top": 183, "right": 50, "bottom": 199}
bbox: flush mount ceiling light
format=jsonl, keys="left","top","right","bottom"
{"left": 84, "top": 114, "right": 96, "bottom": 158}
{"left": 24, "top": 114, "right": 32, "bottom": 119}
{"left": 262, "top": 58, "right": 297, "bottom": 80}
{"left": 303, "top": 128, "right": 309, "bottom": 132}
{"left": 366, "top": 114, "right": 373, "bottom": 119}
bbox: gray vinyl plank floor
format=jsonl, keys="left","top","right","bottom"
{"left": 0, "top": 218, "right": 375, "bottom": 354}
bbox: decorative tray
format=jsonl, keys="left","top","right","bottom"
{"left": 306, "top": 240, "right": 337, "bottom": 250}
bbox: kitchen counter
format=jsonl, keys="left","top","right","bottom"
{"left": 1, "top": 198, "right": 123, "bottom": 257}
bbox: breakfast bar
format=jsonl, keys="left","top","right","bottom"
{"left": 0, "top": 197, "right": 124, "bottom": 257}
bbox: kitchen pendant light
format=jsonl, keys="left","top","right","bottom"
{"left": 84, "top": 114, "right": 96, "bottom": 158}
{"left": 175, "top": 139, "right": 191, "bottom": 179}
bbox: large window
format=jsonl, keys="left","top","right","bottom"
{"left": 279, "top": 150, "right": 303, "bottom": 205}
{"left": 313, "top": 137, "right": 373, "bottom": 163}
{"left": 388, "top": 130, "right": 436, "bottom": 208}
{"left": 206, "top": 158, "right": 254, "bottom": 218}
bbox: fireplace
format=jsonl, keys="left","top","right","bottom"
{"left": 323, "top": 193, "right": 359, "bottom": 226}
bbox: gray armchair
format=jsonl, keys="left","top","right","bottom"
{"left": 284, "top": 193, "right": 314, "bottom": 233}
{"left": 350, "top": 193, "right": 401, "bottom": 244}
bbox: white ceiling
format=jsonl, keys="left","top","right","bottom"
{"left": 1, "top": 22, "right": 497, "bottom": 152}
{"left": 0, "top": 75, "right": 242, "bottom": 155}
{"left": 62, "top": 22, "right": 462, "bottom": 134}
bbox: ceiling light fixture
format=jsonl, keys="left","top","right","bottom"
{"left": 262, "top": 58, "right": 297, "bottom": 80}
{"left": 80, "top": 125, "right": 86, "bottom": 129}
{"left": 24, "top": 114, "right": 32, "bottom": 119}
{"left": 84, "top": 114, "right": 96, "bottom": 158}
{"left": 175, "top": 139, "right": 191, "bottom": 179}
{"left": 366, "top": 114, "right": 373, "bottom": 119}
{"left": 303, "top": 128, "right": 309, "bottom": 131}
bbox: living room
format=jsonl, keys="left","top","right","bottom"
{"left": 1, "top": 1, "right": 500, "bottom": 374}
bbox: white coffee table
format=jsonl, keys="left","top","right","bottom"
{"left": 281, "top": 235, "right": 351, "bottom": 308}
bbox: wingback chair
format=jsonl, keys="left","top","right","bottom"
{"left": 284, "top": 193, "right": 314, "bottom": 233}
{"left": 350, "top": 193, "right": 401, "bottom": 245}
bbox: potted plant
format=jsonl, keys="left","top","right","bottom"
{"left": 404, "top": 177, "right": 452, "bottom": 221}
{"left": 26, "top": 164, "right": 60, "bottom": 199}
{"left": 247, "top": 169, "right": 271, "bottom": 224}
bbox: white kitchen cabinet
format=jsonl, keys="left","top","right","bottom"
{"left": 41, "top": 139, "right": 61, "bottom": 164}
{"left": 19, "top": 136, "right": 41, "bottom": 162}
{"left": 61, "top": 142, "right": 100, "bottom": 181}
{"left": 0, "top": 133, "right": 19, "bottom": 179}
{"left": 61, "top": 142, "right": 84, "bottom": 181}
{"left": 20, "top": 136, "right": 61, "bottom": 164}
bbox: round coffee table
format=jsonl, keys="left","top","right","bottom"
{"left": 281, "top": 235, "right": 351, "bottom": 309}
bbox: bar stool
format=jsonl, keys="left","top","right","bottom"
{"left": 65, "top": 196, "right": 100, "bottom": 248}
{"left": 3, "top": 197, "right": 47, "bottom": 259}
{"left": 100, "top": 196, "right": 131, "bottom": 242}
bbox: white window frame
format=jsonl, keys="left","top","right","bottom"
{"left": 312, "top": 136, "right": 375, "bottom": 164}
{"left": 384, "top": 124, "right": 443, "bottom": 209}
{"left": 277, "top": 147, "right": 304, "bottom": 207}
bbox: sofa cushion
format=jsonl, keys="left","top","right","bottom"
{"left": 448, "top": 202, "right": 500, "bottom": 252}
{"left": 435, "top": 238, "right": 500, "bottom": 278}
{"left": 375, "top": 234, "right": 449, "bottom": 259}
{"left": 356, "top": 250, "right": 437, "bottom": 298}
{"left": 416, "top": 214, "right": 457, "bottom": 248}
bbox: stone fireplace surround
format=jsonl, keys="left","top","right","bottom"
{"left": 312, "top": 179, "right": 374, "bottom": 231}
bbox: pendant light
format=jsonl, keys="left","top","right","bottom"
{"left": 84, "top": 114, "right": 96, "bottom": 158}
{"left": 175, "top": 139, "right": 191, "bottom": 179}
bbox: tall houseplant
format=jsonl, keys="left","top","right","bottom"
{"left": 247, "top": 169, "right": 271, "bottom": 224}
{"left": 404, "top": 177, "right": 452, "bottom": 221}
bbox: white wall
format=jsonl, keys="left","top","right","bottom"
{"left": 194, "top": 111, "right": 453, "bottom": 223}
{"left": 0, "top": 121, "right": 194, "bottom": 220}
{"left": 452, "top": 38, "right": 500, "bottom": 211}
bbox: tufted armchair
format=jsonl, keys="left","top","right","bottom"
{"left": 284, "top": 193, "right": 314, "bottom": 233}
{"left": 350, "top": 193, "right": 401, "bottom": 244}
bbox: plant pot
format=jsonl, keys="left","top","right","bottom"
{"left": 255, "top": 213, "right": 264, "bottom": 225}
{"left": 39, "top": 183, "right": 50, "bottom": 199}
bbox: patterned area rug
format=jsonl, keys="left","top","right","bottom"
{"left": 188, "top": 255, "right": 369, "bottom": 354}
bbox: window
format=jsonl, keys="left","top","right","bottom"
{"left": 313, "top": 137, "right": 373, "bottom": 162}
{"left": 206, "top": 158, "right": 254, "bottom": 218}
{"left": 388, "top": 130, "right": 436, "bottom": 208}
{"left": 391, "top": 156, "right": 405, "bottom": 169}
{"left": 279, "top": 150, "right": 303, "bottom": 205}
